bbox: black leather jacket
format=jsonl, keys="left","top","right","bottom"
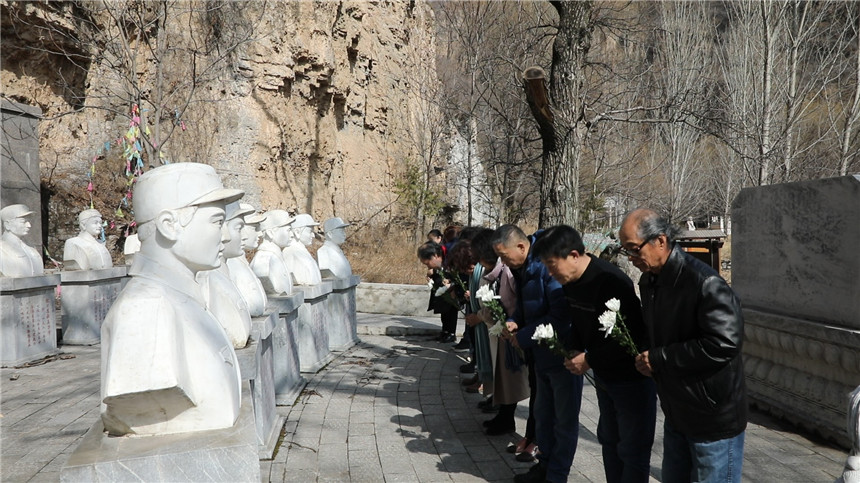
{"left": 639, "top": 245, "right": 747, "bottom": 441}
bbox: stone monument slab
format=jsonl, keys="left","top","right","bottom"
{"left": 267, "top": 292, "right": 307, "bottom": 405}
{"left": 295, "top": 281, "right": 334, "bottom": 373}
{"left": 732, "top": 175, "right": 860, "bottom": 328}
{"left": 1, "top": 100, "right": 43, "bottom": 254}
{"left": 1, "top": 274, "right": 60, "bottom": 366}
{"left": 60, "top": 267, "right": 126, "bottom": 345}
{"left": 732, "top": 175, "right": 860, "bottom": 446}
{"left": 251, "top": 312, "right": 283, "bottom": 458}
{"left": 326, "top": 274, "right": 360, "bottom": 351}
{"left": 233, "top": 312, "right": 284, "bottom": 458}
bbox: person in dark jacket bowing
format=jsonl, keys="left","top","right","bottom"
{"left": 532, "top": 224, "right": 656, "bottom": 483}
{"left": 492, "top": 224, "right": 579, "bottom": 483}
{"left": 417, "top": 241, "right": 460, "bottom": 343}
{"left": 620, "top": 208, "right": 747, "bottom": 483}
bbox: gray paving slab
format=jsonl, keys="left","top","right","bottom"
{"left": 0, "top": 312, "right": 850, "bottom": 482}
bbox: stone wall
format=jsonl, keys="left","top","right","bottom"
{"left": 732, "top": 175, "right": 860, "bottom": 446}
{"left": 355, "top": 282, "right": 435, "bottom": 317}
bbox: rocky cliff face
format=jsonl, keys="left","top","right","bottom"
{"left": 1, "top": 0, "right": 437, "bottom": 257}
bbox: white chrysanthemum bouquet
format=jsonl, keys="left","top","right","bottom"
{"left": 597, "top": 298, "right": 639, "bottom": 356}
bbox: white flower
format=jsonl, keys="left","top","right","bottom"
{"left": 435, "top": 285, "right": 449, "bottom": 297}
{"left": 531, "top": 323, "right": 555, "bottom": 341}
{"left": 475, "top": 285, "right": 496, "bottom": 304}
{"left": 605, "top": 298, "right": 621, "bottom": 313}
{"left": 597, "top": 310, "right": 617, "bottom": 338}
{"left": 488, "top": 322, "right": 505, "bottom": 337}
{"left": 428, "top": 280, "right": 434, "bottom": 289}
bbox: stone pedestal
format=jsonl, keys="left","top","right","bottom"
{"left": 326, "top": 275, "right": 360, "bottom": 351}
{"left": 234, "top": 312, "right": 285, "bottom": 459}
{"left": 267, "top": 293, "right": 306, "bottom": 405}
{"left": 295, "top": 282, "right": 334, "bottom": 373}
{"left": 61, "top": 382, "right": 260, "bottom": 482}
{"left": 732, "top": 175, "right": 860, "bottom": 446}
{"left": 60, "top": 267, "right": 126, "bottom": 345}
{"left": 1, "top": 274, "right": 60, "bottom": 366}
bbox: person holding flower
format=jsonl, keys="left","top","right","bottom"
{"left": 619, "top": 208, "right": 747, "bottom": 483}
{"left": 417, "top": 241, "right": 460, "bottom": 343}
{"left": 445, "top": 240, "right": 491, "bottom": 395}
{"left": 491, "top": 224, "right": 579, "bottom": 483}
{"left": 470, "top": 229, "right": 531, "bottom": 442}
{"left": 531, "top": 224, "right": 656, "bottom": 483}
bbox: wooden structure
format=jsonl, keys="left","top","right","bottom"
{"left": 676, "top": 229, "right": 727, "bottom": 271}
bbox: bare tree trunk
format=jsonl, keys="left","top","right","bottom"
{"left": 781, "top": 1, "right": 805, "bottom": 181}
{"left": 758, "top": 0, "right": 777, "bottom": 186}
{"left": 541, "top": 0, "right": 592, "bottom": 227}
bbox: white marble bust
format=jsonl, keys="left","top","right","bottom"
{"left": 250, "top": 209, "right": 294, "bottom": 295}
{"left": 281, "top": 213, "right": 322, "bottom": 285}
{"left": 100, "top": 162, "right": 244, "bottom": 437}
{"left": 63, "top": 209, "right": 113, "bottom": 271}
{"left": 317, "top": 217, "right": 352, "bottom": 278}
{"left": 0, "top": 204, "right": 44, "bottom": 277}
{"left": 226, "top": 204, "right": 268, "bottom": 316}
{"left": 197, "top": 201, "right": 253, "bottom": 348}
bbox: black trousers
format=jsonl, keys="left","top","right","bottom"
{"left": 439, "top": 305, "right": 458, "bottom": 334}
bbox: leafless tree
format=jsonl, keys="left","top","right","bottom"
{"left": 651, "top": 1, "right": 713, "bottom": 222}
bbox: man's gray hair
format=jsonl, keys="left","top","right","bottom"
{"left": 635, "top": 210, "right": 680, "bottom": 242}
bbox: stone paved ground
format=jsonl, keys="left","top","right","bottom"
{"left": 1, "top": 313, "right": 849, "bottom": 482}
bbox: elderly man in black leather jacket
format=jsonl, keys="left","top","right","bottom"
{"left": 619, "top": 208, "right": 747, "bottom": 483}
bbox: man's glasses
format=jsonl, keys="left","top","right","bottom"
{"left": 619, "top": 236, "right": 656, "bottom": 258}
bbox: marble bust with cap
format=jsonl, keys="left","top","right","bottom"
{"left": 62, "top": 209, "right": 113, "bottom": 271}
{"left": 282, "top": 213, "right": 322, "bottom": 285}
{"left": 250, "top": 209, "right": 294, "bottom": 295}
{"left": 226, "top": 204, "right": 268, "bottom": 316}
{"left": 196, "top": 201, "right": 253, "bottom": 348}
{"left": 100, "top": 162, "right": 244, "bottom": 437}
{"left": 0, "top": 204, "right": 43, "bottom": 277}
{"left": 317, "top": 217, "right": 352, "bottom": 278}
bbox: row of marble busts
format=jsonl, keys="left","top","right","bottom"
{"left": 214, "top": 207, "right": 352, "bottom": 310}
{"left": 247, "top": 210, "right": 352, "bottom": 290}
{"left": 3, "top": 164, "right": 354, "bottom": 439}
{"left": 0, "top": 202, "right": 352, "bottom": 288}
{"left": 1, "top": 205, "right": 113, "bottom": 277}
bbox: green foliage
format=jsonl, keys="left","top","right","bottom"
{"left": 393, "top": 162, "right": 446, "bottom": 218}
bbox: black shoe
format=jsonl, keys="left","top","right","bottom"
{"left": 461, "top": 375, "right": 479, "bottom": 386}
{"left": 485, "top": 421, "right": 516, "bottom": 436}
{"left": 477, "top": 396, "right": 493, "bottom": 409}
{"left": 435, "top": 331, "right": 448, "bottom": 341}
{"left": 482, "top": 404, "right": 500, "bottom": 413}
{"left": 513, "top": 462, "right": 546, "bottom": 483}
{"left": 452, "top": 338, "right": 470, "bottom": 351}
{"left": 439, "top": 332, "right": 456, "bottom": 343}
{"left": 459, "top": 362, "right": 475, "bottom": 374}
{"left": 482, "top": 415, "right": 499, "bottom": 428}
